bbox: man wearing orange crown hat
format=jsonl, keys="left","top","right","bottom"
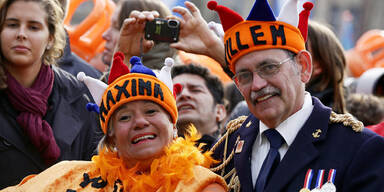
{"left": 197, "top": 0, "right": 384, "bottom": 191}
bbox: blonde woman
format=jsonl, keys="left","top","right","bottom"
{"left": 2, "top": 52, "right": 227, "bottom": 191}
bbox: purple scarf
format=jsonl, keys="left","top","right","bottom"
{"left": 5, "top": 64, "right": 60, "bottom": 165}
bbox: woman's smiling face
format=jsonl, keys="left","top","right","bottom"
{"left": 111, "top": 100, "right": 175, "bottom": 163}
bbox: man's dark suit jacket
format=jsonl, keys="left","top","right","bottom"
{"left": 212, "top": 97, "right": 384, "bottom": 192}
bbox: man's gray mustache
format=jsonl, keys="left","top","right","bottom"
{"left": 250, "top": 86, "right": 281, "bottom": 102}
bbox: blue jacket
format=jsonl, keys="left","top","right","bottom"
{"left": 212, "top": 97, "right": 384, "bottom": 192}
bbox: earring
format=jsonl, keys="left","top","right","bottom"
{"left": 173, "top": 130, "right": 178, "bottom": 139}
{"left": 46, "top": 45, "right": 51, "bottom": 51}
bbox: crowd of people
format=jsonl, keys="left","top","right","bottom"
{"left": 0, "top": 0, "right": 384, "bottom": 191}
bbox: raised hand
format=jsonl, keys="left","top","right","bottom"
{"left": 115, "top": 10, "right": 159, "bottom": 64}
{"left": 170, "top": 1, "right": 225, "bottom": 66}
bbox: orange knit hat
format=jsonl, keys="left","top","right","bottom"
{"left": 207, "top": 0, "right": 314, "bottom": 74}
{"left": 78, "top": 53, "right": 178, "bottom": 134}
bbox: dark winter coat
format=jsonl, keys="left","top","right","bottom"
{"left": 0, "top": 66, "right": 102, "bottom": 189}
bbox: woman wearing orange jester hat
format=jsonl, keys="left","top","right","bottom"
{"left": 1, "top": 53, "right": 227, "bottom": 192}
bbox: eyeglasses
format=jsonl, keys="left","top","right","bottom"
{"left": 232, "top": 57, "right": 293, "bottom": 86}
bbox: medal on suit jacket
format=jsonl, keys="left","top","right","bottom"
{"left": 299, "top": 169, "right": 313, "bottom": 192}
{"left": 235, "top": 140, "right": 244, "bottom": 153}
{"left": 321, "top": 182, "right": 336, "bottom": 192}
{"left": 310, "top": 169, "right": 325, "bottom": 192}
{"left": 320, "top": 169, "right": 336, "bottom": 192}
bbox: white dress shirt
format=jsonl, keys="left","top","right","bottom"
{"left": 251, "top": 92, "right": 314, "bottom": 186}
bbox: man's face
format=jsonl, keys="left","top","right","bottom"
{"left": 101, "top": 5, "right": 120, "bottom": 65}
{"left": 173, "top": 74, "right": 218, "bottom": 134}
{"left": 234, "top": 49, "right": 305, "bottom": 128}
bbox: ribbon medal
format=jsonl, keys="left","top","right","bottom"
{"left": 310, "top": 169, "right": 325, "bottom": 192}
{"left": 321, "top": 169, "right": 336, "bottom": 192}
{"left": 299, "top": 169, "right": 313, "bottom": 192}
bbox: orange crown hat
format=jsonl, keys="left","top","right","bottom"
{"left": 77, "top": 53, "right": 178, "bottom": 134}
{"left": 207, "top": 0, "right": 314, "bottom": 74}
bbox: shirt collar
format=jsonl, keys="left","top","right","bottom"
{"left": 259, "top": 92, "right": 314, "bottom": 146}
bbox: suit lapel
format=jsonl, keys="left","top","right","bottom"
{"left": 234, "top": 115, "right": 259, "bottom": 191}
{"left": 265, "top": 97, "right": 332, "bottom": 191}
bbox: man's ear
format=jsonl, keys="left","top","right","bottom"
{"left": 215, "top": 103, "right": 227, "bottom": 123}
{"left": 296, "top": 50, "right": 312, "bottom": 83}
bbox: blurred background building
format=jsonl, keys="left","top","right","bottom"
{"left": 68, "top": 0, "right": 384, "bottom": 75}
{"left": 71, "top": 0, "right": 383, "bottom": 51}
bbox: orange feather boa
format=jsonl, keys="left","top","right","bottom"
{"left": 91, "top": 127, "right": 217, "bottom": 192}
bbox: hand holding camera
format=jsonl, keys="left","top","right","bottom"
{"left": 116, "top": 10, "right": 159, "bottom": 60}
{"left": 116, "top": 2, "right": 224, "bottom": 67}
{"left": 116, "top": 10, "right": 180, "bottom": 62}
